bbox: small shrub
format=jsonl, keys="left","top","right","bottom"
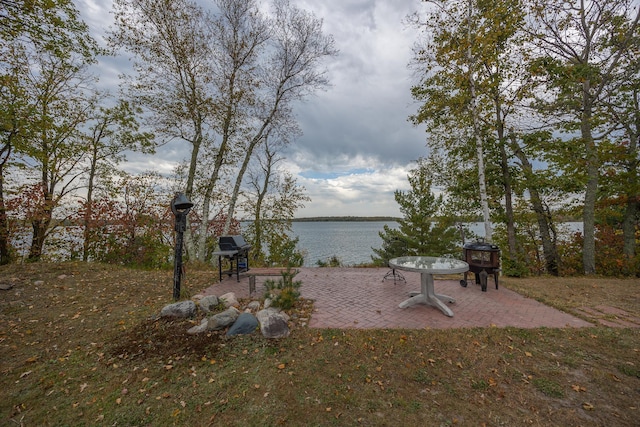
{"left": 263, "top": 268, "right": 302, "bottom": 310}
{"left": 501, "top": 256, "right": 529, "bottom": 278}
{"left": 316, "top": 255, "right": 342, "bottom": 267}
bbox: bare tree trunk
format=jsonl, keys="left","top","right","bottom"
{"left": 494, "top": 110, "right": 516, "bottom": 256}
{"left": 28, "top": 215, "right": 51, "bottom": 261}
{"left": 499, "top": 140, "right": 517, "bottom": 254}
{"left": 0, "top": 142, "right": 12, "bottom": 265}
{"left": 581, "top": 101, "right": 598, "bottom": 274}
{"left": 466, "top": 0, "right": 492, "bottom": 241}
{"left": 251, "top": 149, "right": 272, "bottom": 263}
{"left": 622, "top": 130, "right": 639, "bottom": 273}
{"left": 82, "top": 146, "right": 99, "bottom": 261}
{"left": 510, "top": 134, "right": 560, "bottom": 275}
{"left": 194, "top": 141, "right": 229, "bottom": 261}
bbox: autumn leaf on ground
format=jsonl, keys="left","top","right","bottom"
{"left": 571, "top": 384, "right": 586, "bottom": 392}
{"left": 582, "top": 402, "right": 594, "bottom": 410}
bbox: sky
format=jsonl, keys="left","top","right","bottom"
{"left": 77, "top": 0, "right": 429, "bottom": 218}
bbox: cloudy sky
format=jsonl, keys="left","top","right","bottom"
{"left": 77, "top": 0, "right": 429, "bottom": 218}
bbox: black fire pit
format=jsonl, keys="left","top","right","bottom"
{"left": 460, "top": 240, "right": 500, "bottom": 291}
{"left": 213, "top": 235, "right": 252, "bottom": 282}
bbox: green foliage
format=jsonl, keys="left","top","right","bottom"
{"left": 1, "top": 0, "right": 103, "bottom": 60}
{"left": 315, "top": 255, "right": 342, "bottom": 267}
{"left": 500, "top": 256, "right": 529, "bottom": 278}
{"left": 265, "top": 233, "right": 304, "bottom": 268}
{"left": 372, "top": 159, "right": 460, "bottom": 264}
{"left": 263, "top": 268, "right": 302, "bottom": 310}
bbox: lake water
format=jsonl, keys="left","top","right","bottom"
{"left": 287, "top": 221, "right": 582, "bottom": 267}
{"left": 291, "top": 221, "right": 398, "bottom": 267}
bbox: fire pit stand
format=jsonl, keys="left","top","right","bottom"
{"left": 460, "top": 240, "right": 500, "bottom": 291}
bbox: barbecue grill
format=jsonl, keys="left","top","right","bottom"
{"left": 213, "top": 235, "right": 252, "bottom": 282}
{"left": 460, "top": 240, "right": 500, "bottom": 291}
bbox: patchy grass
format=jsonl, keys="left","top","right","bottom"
{"left": 502, "top": 276, "right": 640, "bottom": 323}
{"left": 1, "top": 262, "right": 639, "bottom": 426}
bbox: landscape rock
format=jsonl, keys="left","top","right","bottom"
{"left": 207, "top": 306, "right": 240, "bottom": 330}
{"left": 219, "top": 292, "right": 239, "bottom": 307}
{"left": 226, "top": 313, "right": 259, "bottom": 336}
{"left": 246, "top": 301, "right": 261, "bottom": 312}
{"left": 187, "top": 318, "right": 208, "bottom": 335}
{"left": 160, "top": 300, "right": 196, "bottom": 319}
{"left": 198, "top": 295, "right": 220, "bottom": 314}
{"left": 256, "top": 308, "right": 290, "bottom": 339}
{"left": 0, "top": 283, "right": 13, "bottom": 291}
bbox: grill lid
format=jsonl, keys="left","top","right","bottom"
{"left": 219, "top": 235, "right": 251, "bottom": 251}
{"left": 463, "top": 241, "right": 499, "bottom": 252}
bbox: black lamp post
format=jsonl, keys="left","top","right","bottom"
{"left": 171, "top": 192, "right": 193, "bottom": 300}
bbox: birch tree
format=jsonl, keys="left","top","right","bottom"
{"left": 110, "top": 0, "right": 335, "bottom": 262}
{"left": 194, "top": 0, "right": 270, "bottom": 260}
{"left": 221, "top": 0, "right": 337, "bottom": 235}
{"left": 410, "top": 0, "right": 526, "bottom": 245}
{"left": 110, "top": 0, "right": 216, "bottom": 204}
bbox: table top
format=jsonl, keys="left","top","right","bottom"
{"left": 389, "top": 256, "right": 469, "bottom": 274}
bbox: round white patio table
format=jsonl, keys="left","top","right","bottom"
{"left": 389, "top": 256, "right": 469, "bottom": 317}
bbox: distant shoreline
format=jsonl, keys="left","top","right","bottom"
{"left": 292, "top": 216, "right": 400, "bottom": 222}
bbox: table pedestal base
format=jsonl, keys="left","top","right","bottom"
{"left": 398, "top": 273, "right": 456, "bottom": 317}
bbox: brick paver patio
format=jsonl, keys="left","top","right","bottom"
{"left": 204, "top": 267, "right": 593, "bottom": 329}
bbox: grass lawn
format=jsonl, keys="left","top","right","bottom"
{"left": 1, "top": 262, "right": 639, "bottom": 426}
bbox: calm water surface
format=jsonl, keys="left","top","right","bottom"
{"left": 291, "top": 221, "right": 398, "bottom": 267}
{"left": 288, "top": 221, "right": 582, "bottom": 267}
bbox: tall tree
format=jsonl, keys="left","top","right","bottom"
{"left": 220, "top": 0, "right": 337, "bottom": 236}
{"left": 0, "top": 44, "right": 30, "bottom": 264}
{"left": 196, "top": 0, "right": 270, "bottom": 260}
{"left": 1, "top": 0, "right": 99, "bottom": 262}
{"left": 111, "top": 0, "right": 336, "bottom": 262}
{"left": 19, "top": 49, "right": 98, "bottom": 260}
{"left": 526, "top": 0, "right": 640, "bottom": 274}
{"left": 600, "top": 26, "right": 640, "bottom": 273}
{"left": 410, "top": 0, "right": 527, "bottom": 254}
{"left": 110, "top": 0, "right": 216, "bottom": 210}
